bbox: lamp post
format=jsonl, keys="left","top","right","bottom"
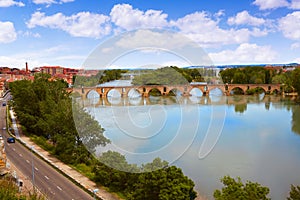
{"left": 93, "top": 188, "right": 99, "bottom": 200}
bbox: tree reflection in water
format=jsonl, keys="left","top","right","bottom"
{"left": 292, "top": 105, "right": 300, "bottom": 135}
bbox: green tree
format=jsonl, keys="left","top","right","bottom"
{"left": 232, "top": 72, "right": 247, "bottom": 84}
{"left": 214, "top": 176, "right": 270, "bottom": 200}
{"left": 291, "top": 106, "right": 300, "bottom": 135}
{"left": 220, "top": 68, "right": 237, "bottom": 84}
{"left": 9, "top": 74, "right": 109, "bottom": 165}
{"left": 291, "top": 68, "right": 300, "bottom": 94}
{"left": 129, "top": 166, "right": 197, "bottom": 200}
{"left": 287, "top": 185, "right": 300, "bottom": 200}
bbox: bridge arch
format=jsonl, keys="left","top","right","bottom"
{"left": 86, "top": 89, "right": 100, "bottom": 99}
{"left": 210, "top": 88, "right": 224, "bottom": 96}
{"left": 107, "top": 88, "right": 122, "bottom": 97}
{"left": 127, "top": 88, "right": 142, "bottom": 98}
{"left": 189, "top": 88, "right": 203, "bottom": 97}
{"left": 247, "top": 86, "right": 267, "bottom": 94}
{"left": 168, "top": 87, "right": 184, "bottom": 96}
{"left": 148, "top": 88, "right": 162, "bottom": 96}
{"left": 229, "top": 87, "right": 245, "bottom": 95}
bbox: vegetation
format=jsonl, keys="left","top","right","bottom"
{"left": 0, "top": 176, "right": 44, "bottom": 200}
{"left": 9, "top": 73, "right": 109, "bottom": 164}
{"left": 73, "top": 69, "right": 127, "bottom": 87}
{"left": 219, "top": 66, "right": 300, "bottom": 95}
{"left": 9, "top": 74, "right": 197, "bottom": 199}
{"left": 291, "top": 68, "right": 300, "bottom": 95}
{"left": 214, "top": 176, "right": 270, "bottom": 200}
{"left": 132, "top": 66, "right": 206, "bottom": 85}
{"left": 287, "top": 185, "right": 300, "bottom": 200}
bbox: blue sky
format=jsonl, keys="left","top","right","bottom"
{"left": 0, "top": 0, "right": 300, "bottom": 69}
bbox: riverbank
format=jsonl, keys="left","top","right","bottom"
{"left": 8, "top": 110, "right": 121, "bottom": 200}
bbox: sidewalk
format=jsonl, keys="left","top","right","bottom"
{"left": 9, "top": 110, "right": 121, "bottom": 200}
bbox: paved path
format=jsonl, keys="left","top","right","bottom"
{"left": 9, "top": 110, "right": 121, "bottom": 200}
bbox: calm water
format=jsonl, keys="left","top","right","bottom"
{"left": 82, "top": 94, "right": 300, "bottom": 199}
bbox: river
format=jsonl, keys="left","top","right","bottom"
{"left": 79, "top": 91, "right": 300, "bottom": 199}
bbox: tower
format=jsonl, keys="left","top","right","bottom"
{"left": 25, "top": 62, "right": 28, "bottom": 73}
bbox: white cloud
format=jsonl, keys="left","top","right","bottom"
{"left": 0, "top": 21, "right": 17, "bottom": 43}
{"left": 250, "top": 27, "right": 269, "bottom": 37}
{"left": 278, "top": 11, "right": 300, "bottom": 40}
{"left": 32, "top": 0, "right": 55, "bottom": 4}
{"left": 0, "top": 0, "right": 24, "bottom": 7}
{"left": 0, "top": 44, "right": 86, "bottom": 68}
{"left": 209, "top": 43, "right": 277, "bottom": 64}
{"left": 294, "top": 57, "right": 300, "bottom": 63}
{"left": 19, "top": 30, "right": 41, "bottom": 38}
{"left": 114, "top": 29, "right": 197, "bottom": 50}
{"left": 0, "top": 56, "right": 47, "bottom": 68}
{"left": 170, "top": 11, "right": 252, "bottom": 47}
{"left": 290, "top": 0, "right": 300, "bottom": 9}
{"left": 110, "top": 4, "right": 168, "bottom": 31}
{"left": 228, "top": 10, "right": 265, "bottom": 26}
{"left": 27, "top": 11, "right": 111, "bottom": 39}
{"left": 214, "top": 10, "right": 225, "bottom": 18}
{"left": 291, "top": 42, "right": 300, "bottom": 49}
{"left": 32, "top": 0, "right": 73, "bottom": 5}
{"left": 253, "top": 0, "right": 289, "bottom": 10}
{"left": 59, "top": 0, "right": 74, "bottom": 3}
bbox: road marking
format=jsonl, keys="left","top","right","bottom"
{"left": 19, "top": 154, "right": 22, "bottom": 157}
{"left": 56, "top": 186, "right": 62, "bottom": 191}
{"left": 12, "top": 148, "right": 15, "bottom": 151}
{"left": 26, "top": 160, "right": 30, "bottom": 164}
{"left": 44, "top": 176, "right": 49, "bottom": 180}
{"left": 35, "top": 167, "right": 39, "bottom": 171}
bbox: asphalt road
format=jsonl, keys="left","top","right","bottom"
{"left": 0, "top": 97, "right": 94, "bottom": 200}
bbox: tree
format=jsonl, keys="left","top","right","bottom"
{"left": 287, "top": 185, "right": 300, "bottom": 200}
{"left": 232, "top": 72, "right": 247, "bottom": 84}
{"left": 219, "top": 68, "right": 237, "bottom": 84}
{"left": 129, "top": 166, "right": 197, "bottom": 200}
{"left": 291, "top": 68, "right": 300, "bottom": 95}
{"left": 214, "top": 176, "right": 270, "bottom": 200}
{"left": 9, "top": 74, "right": 109, "bottom": 165}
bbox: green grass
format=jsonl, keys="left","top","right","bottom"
{"left": 30, "top": 136, "right": 55, "bottom": 153}
{"left": 72, "top": 163, "right": 95, "bottom": 180}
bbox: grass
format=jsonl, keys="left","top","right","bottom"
{"left": 30, "top": 135, "right": 55, "bottom": 153}
{"left": 71, "top": 163, "right": 95, "bottom": 180}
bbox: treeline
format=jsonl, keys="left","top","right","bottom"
{"left": 220, "top": 67, "right": 300, "bottom": 93}
{"left": 74, "top": 69, "right": 127, "bottom": 87}
{"left": 214, "top": 175, "right": 300, "bottom": 200}
{"left": 9, "top": 74, "right": 197, "bottom": 200}
{"left": 132, "top": 66, "right": 206, "bottom": 85}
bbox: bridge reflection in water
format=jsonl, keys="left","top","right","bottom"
{"left": 75, "top": 93, "right": 285, "bottom": 108}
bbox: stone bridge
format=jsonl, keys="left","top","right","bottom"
{"left": 70, "top": 84, "right": 281, "bottom": 98}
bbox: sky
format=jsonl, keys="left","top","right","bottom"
{"left": 0, "top": 0, "right": 300, "bottom": 69}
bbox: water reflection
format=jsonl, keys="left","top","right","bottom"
{"left": 234, "top": 103, "right": 247, "bottom": 113}
{"left": 80, "top": 95, "right": 300, "bottom": 199}
{"left": 292, "top": 105, "right": 300, "bottom": 135}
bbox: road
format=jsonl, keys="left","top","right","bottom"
{"left": 0, "top": 96, "right": 94, "bottom": 200}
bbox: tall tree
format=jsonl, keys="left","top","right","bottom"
{"left": 214, "top": 176, "right": 270, "bottom": 200}
{"left": 287, "top": 185, "right": 300, "bottom": 200}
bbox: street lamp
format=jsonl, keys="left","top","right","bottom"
{"left": 93, "top": 188, "right": 99, "bottom": 200}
